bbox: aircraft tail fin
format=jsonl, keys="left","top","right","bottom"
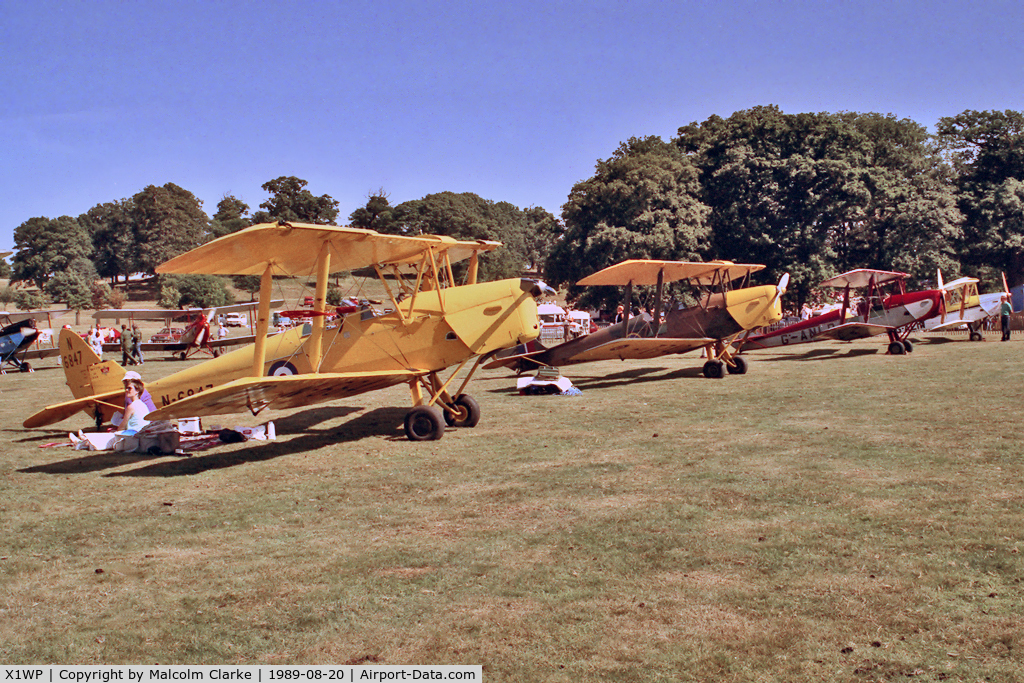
{"left": 59, "top": 328, "right": 125, "bottom": 399}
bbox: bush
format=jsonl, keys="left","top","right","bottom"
{"left": 107, "top": 288, "right": 127, "bottom": 310}
{"left": 158, "top": 286, "right": 181, "bottom": 309}
{"left": 0, "top": 285, "right": 16, "bottom": 307}
{"left": 15, "top": 290, "right": 48, "bottom": 311}
{"left": 45, "top": 272, "right": 92, "bottom": 310}
{"left": 159, "top": 274, "right": 234, "bottom": 309}
{"left": 91, "top": 282, "right": 112, "bottom": 309}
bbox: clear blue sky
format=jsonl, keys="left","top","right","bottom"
{"left": 2, "top": 0, "right": 1021, "bottom": 252}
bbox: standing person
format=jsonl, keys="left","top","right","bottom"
{"left": 614, "top": 305, "right": 625, "bottom": 324}
{"left": 88, "top": 328, "right": 104, "bottom": 357}
{"left": 1001, "top": 295, "right": 1013, "bottom": 341}
{"left": 131, "top": 325, "right": 144, "bottom": 364}
{"left": 120, "top": 324, "right": 136, "bottom": 365}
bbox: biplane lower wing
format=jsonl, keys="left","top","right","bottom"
{"left": 570, "top": 337, "right": 713, "bottom": 362}
{"left": 23, "top": 390, "right": 125, "bottom": 429}
{"left": 926, "top": 319, "right": 976, "bottom": 333}
{"left": 813, "top": 322, "right": 893, "bottom": 342}
{"left": 18, "top": 347, "right": 61, "bottom": 361}
{"left": 147, "top": 370, "right": 424, "bottom": 420}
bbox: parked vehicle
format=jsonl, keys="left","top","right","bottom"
{"left": 149, "top": 327, "right": 185, "bottom": 343}
{"left": 223, "top": 313, "right": 247, "bottom": 327}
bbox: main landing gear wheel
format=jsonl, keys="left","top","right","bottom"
{"left": 702, "top": 359, "right": 725, "bottom": 379}
{"left": 404, "top": 405, "right": 445, "bottom": 441}
{"left": 888, "top": 341, "right": 906, "bottom": 355}
{"left": 726, "top": 356, "right": 749, "bottom": 375}
{"left": 970, "top": 331, "right": 984, "bottom": 342}
{"left": 443, "top": 394, "right": 481, "bottom": 428}
{"left": 902, "top": 340, "right": 914, "bottom": 353}
{"left": 19, "top": 362, "right": 31, "bottom": 373}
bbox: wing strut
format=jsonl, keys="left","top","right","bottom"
{"left": 653, "top": 267, "right": 664, "bottom": 338}
{"left": 307, "top": 242, "right": 331, "bottom": 373}
{"left": 250, "top": 264, "right": 274, "bottom": 378}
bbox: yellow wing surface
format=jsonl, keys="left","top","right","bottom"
{"left": 569, "top": 337, "right": 713, "bottom": 362}
{"left": 146, "top": 371, "right": 423, "bottom": 420}
{"left": 577, "top": 260, "right": 765, "bottom": 286}
{"left": 157, "top": 222, "right": 500, "bottom": 277}
{"left": 23, "top": 391, "right": 125, "bottom": 429}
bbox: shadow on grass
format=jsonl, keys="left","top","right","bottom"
{"left": 105, "top": 406, "right": 409, "bottom": 478}
{"left": 482, "top": 364, "right": 705, "bottom": 395}
{"left": 751, "top": 346, "right": 881, "bottom": 362}
{"left": 16, "top": 405, "right": 408, "bottom": 477}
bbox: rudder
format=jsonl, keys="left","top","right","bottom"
{"left": 59, "top": 328, "right": 125, "bottom": 399}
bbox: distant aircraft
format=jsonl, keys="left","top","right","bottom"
{"left": 922, "top": 271, "right": 1009, "bottom": 341}
{"left": 25, "top": 222, "right": 549, "bottom": 441}
{"left": 746, "top": 269, "right": 942, "bottom": 355}
{"left": 487, "top": 259, "right": 787, "bottom": 378}
{"left": 93, "top": 301, "right": 285, "bottom": 359}
{"left": 0, "top": 309, "right": 70, "bottom": 373}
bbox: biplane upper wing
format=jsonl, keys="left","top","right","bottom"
{"left": 157, "top": 222, "right": 500, "bottom": 277}
{"left": 146, "top": 370, "right": 424, "bottom": 420}
{"left": 139, "top": 334, "right": 258, "bottom": 352}
{"left": 1, "top": 309, "right": 71, "bottom": 325}
{"left": 813, "top": 322, "right": 893, "bottom": 342}
{"left": 92, "top": 301, "right": 284, "bottom": 322}
{"left": 577, "top": 260, "right": 765, "bottom": 286}
{"left": 23, "top": 390, "right": 125, "bottom": 429}
{"left": 819, "top": 269, "right": 908, "bottom": 288}
{"left": 569, "top": 337, "right": 714, "bottom": 362}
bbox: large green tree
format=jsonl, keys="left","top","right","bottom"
{"left": 11, "top": 216, "right": 93, "bottom": 289}
{"left": 348, "top": 190, "right": 399, "bottom": 232}
{"left": 252, "top": 176, "right": 339, "bottom": 225}
{"left": 209, "top": 194, "right": 251, "bottom": 239}
{"left": 937, "top": 109, "right": 1024, "bottom": 287}
{"left": 390, "top": 192, "right": 536, "bottom": 281}
{"left": 131, "top": 183, "right": 210, "bottom": 273}
{"left": 829, "top": 112, "right": 962, "bottom": 280}
{"left": 79, "top": 199, "right": 137, "bottom": 284}
{"left": 545, "top": 136, "right": 711, "bottom": 308}
{"left": 678, "top": 106, "right": 962, "bottom": 304}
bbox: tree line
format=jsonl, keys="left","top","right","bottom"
{"left": 7, "top": 106, "right": 1024, "bottom": 312}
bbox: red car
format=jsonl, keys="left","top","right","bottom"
{"left": 149, "top": 327, "right": 185, "bottom": 343}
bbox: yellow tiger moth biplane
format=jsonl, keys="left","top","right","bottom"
{"left": 487, "top": 259, "right": 788, "bottom": 378}
{"left": 23, "top": 222, "right": 549, "bottom": 441}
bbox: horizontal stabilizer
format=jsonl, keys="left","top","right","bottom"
{"left": 23, "top": 390, "right": 125, "bottom": 429}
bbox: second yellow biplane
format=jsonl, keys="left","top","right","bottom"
{"left": 24, "top": 222, "right": 549, "bottom": 440}
{"left": 486, "top": 259, "right": 787, "bottom": 378}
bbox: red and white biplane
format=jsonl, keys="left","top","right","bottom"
{"left": 746, "top": 269, "right": 943, "bottom": 355}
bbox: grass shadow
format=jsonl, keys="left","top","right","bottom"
{"left": 105, "top": 407, "right": 410, "bottom": 478}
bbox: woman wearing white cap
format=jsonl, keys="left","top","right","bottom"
{"left": 118, "top": 371, "right": 152, "bottom": 436}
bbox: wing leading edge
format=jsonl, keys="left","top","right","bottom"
{"left": 146, "top": 370, "right": 424, "bottom": 420}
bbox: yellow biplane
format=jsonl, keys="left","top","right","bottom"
{"left": 23, "top": 222, "right": 549, "bottom": 440}
{"left": 487, "top": 259, "right": 787, "bottom": 378}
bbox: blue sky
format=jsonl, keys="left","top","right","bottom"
{"left": 2, "top": 0, "right": 1021, "bottom": 252}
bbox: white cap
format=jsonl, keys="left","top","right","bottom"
{"left": 122, "top": 371, "right": 142, "bottom": 382}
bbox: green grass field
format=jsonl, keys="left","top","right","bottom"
{"left": 2, "top": 333, "right": 1022, "bottom": 681}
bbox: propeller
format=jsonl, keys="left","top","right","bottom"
{"left": 771, "top": 273, "right": 790, "bottom": 307}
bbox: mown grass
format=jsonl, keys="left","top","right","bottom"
{"left": 2, "top": 333, "right": 1023, "bottom": 681}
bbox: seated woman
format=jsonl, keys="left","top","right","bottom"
{"left": 118, "top": 375, "right": 152, "bottom": 436}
